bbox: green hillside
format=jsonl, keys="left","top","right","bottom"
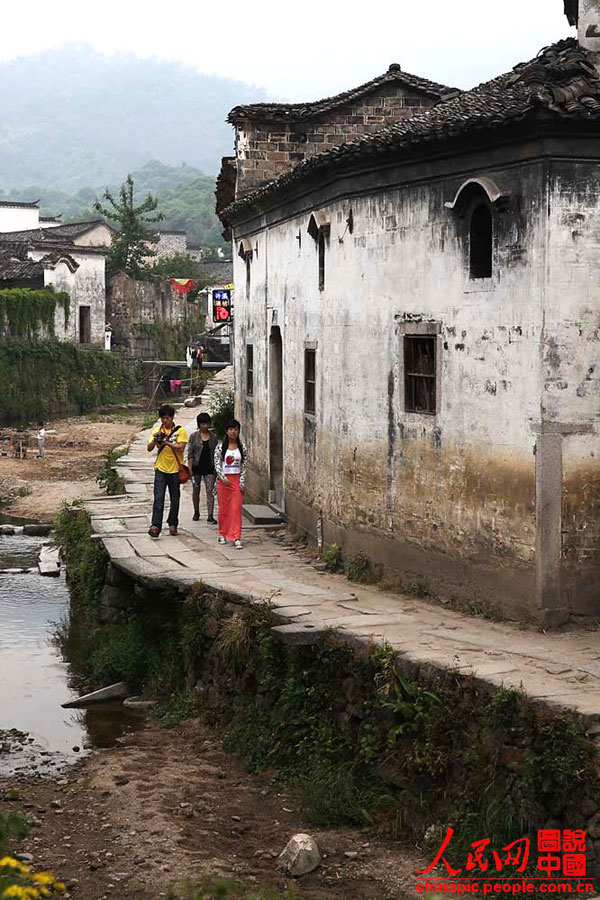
{"left": 0, "top": 160, "right": 229, "bottom": 250}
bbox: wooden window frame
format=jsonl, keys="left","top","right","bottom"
{"left": 404, "top": 335, "right": 436, "bottom": 415}
{"left": 304, "top": 347, "right": 316, "bottom": 416}
{"left": 397, "top": 321, "right": 442, "bottom": 417}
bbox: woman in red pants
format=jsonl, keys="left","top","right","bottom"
{"left": 214, "top": 419, "right": 247, "bottom": 549}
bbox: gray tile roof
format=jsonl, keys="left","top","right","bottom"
{"left": 227, "top": 64, "right": 455, "bottom": 123}
{"left": 0, "top": 258, "right": 43, "bottom": 281}
{"left": 224, "top": 39, "right": 600, "bottom": 221}
{"left": 0, "top": 199, "right": 39, "bottom": 209}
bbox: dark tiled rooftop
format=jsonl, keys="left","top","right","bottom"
{"left": 0, "top": 199, "right": 39, "bottom": 209}
{"left": 224, "top": 40, "right": 600, "bottom": 221}
{"left": 0, "top": 258, "right": 43, "bottom": 281}
{"left": 227, "top": 64, "right": 455, "bottom": 123}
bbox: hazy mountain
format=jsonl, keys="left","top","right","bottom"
{"left": 0, "top": 44, "right": 263, "bottom": 190}
{"left": 0, "top": 160, "right": 230, "bottom": 249}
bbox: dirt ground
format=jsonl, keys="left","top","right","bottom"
{"left": 2, "top": 717, "right": 424, "bottom": 900}
{"left": 0, "top": 412, "right": 145, "bottom": 521}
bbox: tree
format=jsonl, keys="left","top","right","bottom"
{"left": 94, "top": 174, "right": 163, "bottom": 277}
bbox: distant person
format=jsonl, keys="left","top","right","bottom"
{"left": 36, "top": 422, "right": 45, "bottom": 459}
{"left": 147, "top": 404, "right": 188, "bottom": 538}
{"left": 187, "top": 412, "right": 218, "bottom": 523}
{"left": 195, "top": 344, "right": 204, "bottom": 369}
{"left": 214, "top": 419, "right": 247, "bottom": 549}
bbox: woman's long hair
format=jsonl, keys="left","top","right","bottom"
{"left": 221, "top": 419, "right": 245, "bottom": 461}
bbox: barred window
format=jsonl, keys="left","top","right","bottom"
{"left": 304, "top": 348, "right": 316, "bottom": 415}
{"left": 404, "top": 336, "right": 436, "bottom": 414}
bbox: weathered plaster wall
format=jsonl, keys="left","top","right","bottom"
{"left": 73, "top": 223, "right": 113, "bottom": 248}
{"left": 545, "top": 161, "right": 600, "bottom": 615}
{"left": 34, "top": 250, "right": 106, "bottom": 346}
{"left": 235, "top": 84, "right": 438, "bottom": 198}
{"left": 233, "top": 161, "right": 554, "bottom": 615}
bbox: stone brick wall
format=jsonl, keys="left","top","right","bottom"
{"left": 106, "top": 272, "right": 186, "bottom": 357}
{"left": 235, "top": 85, "right": 437, "bottom": 198}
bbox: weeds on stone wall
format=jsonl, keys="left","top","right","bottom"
{"left": 133, "top": 310, "right": 207, "bottom": 360}
{"left": 0, "top": 340, "right": 135, "bottom": 424}
{"left": 0, "top": 287, "right": 70, "bottom": 339}
{"left": 54, "top": 517, "right": 600, "bottom": 864}
{"left": 322, "top": 543, "right": 343, "bottom": 573}
{"left": 347, "top": 551, "right": 380, "bottom": 584}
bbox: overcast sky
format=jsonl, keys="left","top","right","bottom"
{"left": 0, "top": 0, "right": 573, "bottom": 100}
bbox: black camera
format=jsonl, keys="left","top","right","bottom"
{"left": 155, "top": 432, "right": 166, "bottom": 445}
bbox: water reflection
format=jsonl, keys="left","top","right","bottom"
{"left": 0, "top": 533, "right": 144, "bottom": 776}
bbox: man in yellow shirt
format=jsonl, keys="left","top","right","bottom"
{"left": 147, "top": 404, "right": 188, "bottom": 538}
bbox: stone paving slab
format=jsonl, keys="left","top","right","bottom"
{"left": 127, "top": 535, "right": 169, "bottom": 557}
{"left": 101, "top": 537, "right": 136, "bottom": 559}
{"left": 84, "top": 366, "right": 600, "bottom": 724}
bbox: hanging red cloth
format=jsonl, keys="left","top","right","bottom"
{"left": 169, "top": 278, "right": 197, "bottom": 295}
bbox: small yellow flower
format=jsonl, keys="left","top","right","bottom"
{"left": 0, "top": 857, "right": 25, "bottom": 871}
{"left": 2, "top": 885, "right": 29, "bottom": 899}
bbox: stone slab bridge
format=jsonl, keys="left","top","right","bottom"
{"left": 82, "top": 367, "right": 600, "bottom": 732}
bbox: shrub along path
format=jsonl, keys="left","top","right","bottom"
{"left": 83, "top": 366, "right": 600, "bottom": 727}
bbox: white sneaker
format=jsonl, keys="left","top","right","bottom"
{"left": 234, "top": 539, "right": 243, "bottom": 549}
{"left": 218, "top": 536, "right": 227, "bottom": 544}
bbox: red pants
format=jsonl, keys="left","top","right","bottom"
{"left": 217, "top": 474, "right": 243, "bottom": 541}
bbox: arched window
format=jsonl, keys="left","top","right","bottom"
{"left": 470, "top": 204, "right": 492, "bottom": 279}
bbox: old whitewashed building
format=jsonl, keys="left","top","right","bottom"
{"left": 218, "top": 0, "right": 600, "bottom": 624}
{"left": 0, "top": 205, "right": 112, "bottom": 346}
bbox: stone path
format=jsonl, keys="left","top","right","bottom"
{"left": 83, "top": 368, "right": 600, "bottom": 725}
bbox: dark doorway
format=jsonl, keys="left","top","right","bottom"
{"left": 79, "top": 306, "right": 91, "bottom": 344}
{"left": 269, "top": 326, "right": 284, "bottom": 509}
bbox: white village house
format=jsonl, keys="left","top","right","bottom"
{"left": 0, "top": 200, "right": 112, "bottom": 346}
{"left": 218, "top": 0, "right": 600, "bottom": 625}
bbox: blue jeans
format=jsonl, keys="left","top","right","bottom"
{"left": 151, "top": 470, "right": 180, "bottom": 530}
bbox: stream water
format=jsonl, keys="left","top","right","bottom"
{"left": 0, "top": 531, "right": 142, "bottom": 779}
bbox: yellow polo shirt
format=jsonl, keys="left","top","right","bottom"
{"left": 152, "top": 425, "right": 188, "bottom": 474}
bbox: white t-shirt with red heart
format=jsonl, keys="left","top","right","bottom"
{"left": 223, "top": 447, "right": 242, "bottom": 475}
